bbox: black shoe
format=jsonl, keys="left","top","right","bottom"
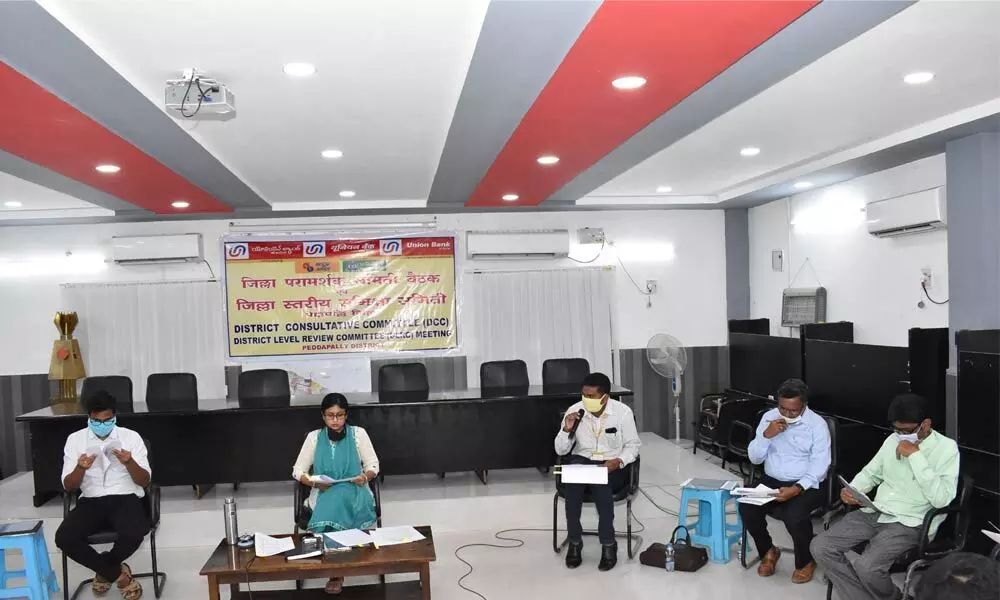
{"left": 565, "top": 541, "right": 583, "bottom": 569}
{"left": 598, "top": 543, "right": 618, "bottom": 571}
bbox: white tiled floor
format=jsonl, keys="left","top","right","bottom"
{"left": 0, "top": 434, "right": 834, "bottom": 599}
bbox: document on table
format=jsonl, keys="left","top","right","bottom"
{"left": 371, "top": 526, "right": 425, "bottom": 548}
{"left": 559, "top": 464, "right": 609, "bottom": 485}
{"left": 254, "top": 533, "right": 295, "bottom": 557}
{"left": 733, "top": 484, "right": 779, "bottom": 505}
{"left": 324, "top": 529, "right": 373, "bottom": 548}
{"left": 837, "top": 476, "right": 893, "bottom": 516}
{"left": 309, "top": 474, "right": 355, "bottom": 485}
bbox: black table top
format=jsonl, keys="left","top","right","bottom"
{"left": 16, "top": 384, "right": 632, "bottom": 421}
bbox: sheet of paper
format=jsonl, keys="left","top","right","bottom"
{"left": 325, "top": 529, "right": 373, "bottom": 547}
{"left": 559, "top": 464, "right": 609, "bottom": 485}
{"left": 732, "top": 484, "right": 779, "bottom": 497}
{"left": 254, "top": 533, "right": 295, "bottom": 557}
{"left": 737, "top": 495, "right": 777, "bottom": 506}
{"left": 309, "top": 474, "right": 355, "bottom": 485}
{"left": 680, "top": 478, "right": 737, "bottom": 491}
{"left": 837, "top": 476, "right": 894, "bottom": 516}
{"left": 371, "top": 526, "right": 425, "bottom": 547}
{"left": 983, "top": 529, "right": 1000, "bottom": 545}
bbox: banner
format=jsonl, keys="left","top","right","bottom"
{"left": 223, "top": 235, "right": 458, "bottom": 358}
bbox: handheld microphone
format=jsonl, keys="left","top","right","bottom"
{"left": 568, "top": 409, "right": 585, "bottom": 438}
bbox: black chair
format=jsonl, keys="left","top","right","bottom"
{"left": 823, "top": 474, "right": 975, "bottom": 600}
{"left": 292, "top": 469, "right": 383, "bottom": 590}
{"left": 480, "top": 360, "right": 530, "bottom": 390}
{"left": 237, "top": 369, "right": 290, "bottom": 408}
{"left": 542, "top": 358, "right": 590, "bottom": 392}
{"left": 81, "top": 376, "right": 134, "bottom": 413}
{"left": 693, "top": 393, "right": 725, "bottom": 455}
{"left": 727, "top": 408, "right": 770, "bottom": 478}
{"left": 552, "top": 456, "right": 642, "bottom": 560}
{"left": 145, "top": 373, "right": 198, "bottom": 409}
{"left": 739, "top": 415, "right": 839, "bottom": 569}
{"left": 61, "top": 439, "right": 165, "bottom": 600}
{"left": 377, "top": 363, "right": 429, "bottom": 403}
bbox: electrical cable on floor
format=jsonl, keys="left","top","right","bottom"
{"left": 921, "top": 281, "right": 948, "bottom": 305}
{"left": 454, "top": 518, "right": 645, "bottom": 600}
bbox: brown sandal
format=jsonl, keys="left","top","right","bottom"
{"left": 117, "top": 563, "right": 143, "bottom": 600}
{"left": 92, "top": 573, "right": 112, "bottom": 597}
{"left": 325, "top": 577, "right": 344, "bottom": 595}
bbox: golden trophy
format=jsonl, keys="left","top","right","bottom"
{"left": 49, "top": 312, "right": 86, "bottom": 404}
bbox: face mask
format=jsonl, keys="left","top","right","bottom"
{"left": 582, "top": 395, "right": 606, "bottom": 414}
{"left": 327, "top": 426, "right": 347, "bottom": 442}
{"left": 895, "top": 432, "right": 919, "bottom": 444}
{"left": 783, "top": 415, "right": 802, "bottom": 425}
{"left": 89, "top": 416, "right": 116, "bottom": 438}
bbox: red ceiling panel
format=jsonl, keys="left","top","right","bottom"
{"left": 466, "top": 0, "right": 818, "bottom": 207}
{"left": 0, "top": 61, "right": 230, "bottom": 214}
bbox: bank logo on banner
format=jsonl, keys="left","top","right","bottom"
{"left": 226, "top": 243, "right": 249, "bottom": 260}
{"left": 379, "top": 239, "right": 403, "bottom": 256}
{"left": 303, "top": 242, "right": 326, "bottom": 258}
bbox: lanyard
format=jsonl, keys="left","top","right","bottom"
{"left": 589, "top": 412, "right": 607, "bottom": 449}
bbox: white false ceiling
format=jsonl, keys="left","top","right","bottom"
{"left": 0, "top": 170, "right": 111, "bottom": 219}
{"left": 591, "top": 0, "right": 1000, "bottom": 200}
{"left": 37, "top": 0, "right": 490, "bottom": 206}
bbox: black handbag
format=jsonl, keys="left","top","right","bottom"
{"left": 639, "top": 526, "right": 709, "bottom": 572}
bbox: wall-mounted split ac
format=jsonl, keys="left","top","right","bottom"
{"left": 466, "top": 230, "right": 570, "bottom": 260}
{"left": 866, "top": 187, "right": 946, "bottom": 238}
{"left": 111, "top": 234, "right": 203, "bottom": 264}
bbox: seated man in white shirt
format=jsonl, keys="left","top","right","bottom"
{"left": 55, "top": 391, "right": 151, "bottom": 600}
{"left": 554, "top": 372, "right": 640, "bottom": 572}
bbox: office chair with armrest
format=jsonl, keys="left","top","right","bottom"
{"left": 81, "top": 376, "right": 134, "bottom": 413}
{"left": 693, "top": 393, "right": 725, "bottom": 456}
{"left": 61, "top": 439, "right": 165, "bottom": 600}
{"left": 145, "top": 373, "right": 198, "bottom": 409}
{"left": 822, "top": 474, "right": 974, "bottom": 600}
{"left": 739, "top": 415, "right": 839, "bottom": 569}
{"left": 727, "top": 408, "right": 769, "bottom": 479}
{"left": 552, "top": 455, "right": 642, "bottom": 559}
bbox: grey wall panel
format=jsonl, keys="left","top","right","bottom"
{"left": 0, "top": 374, "right": 54, "bottom": 475}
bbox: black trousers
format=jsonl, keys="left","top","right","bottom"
{"left": 738, "top": 474, "right": 823, "bottom": 569}
{"left": 562, "top": 454, "right": 628, "bottom": 546}
{"left": 55, "top": 494, "right": 150, "bottom": 583}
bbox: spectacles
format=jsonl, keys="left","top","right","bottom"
{"left": 323, "top": 412, "right": 347, "bottom": 421}
{"left": 89, "top": 416, "right": 115, "bottom": 425}
{"left": 894, "top": 424, "right": 921, "bottom": 435}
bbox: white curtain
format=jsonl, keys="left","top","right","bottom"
{"left": 60, "top": 281, "right": 227, "bottom": 402}
{"left": 465, "top": 267, "right": 615, "bottom": 386}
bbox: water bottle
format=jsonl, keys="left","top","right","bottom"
{"left": 665, "top": 542, "right": 675, "bottom": 572}
{"left": 224, "top": 497, "right": 238, "bottom": 545}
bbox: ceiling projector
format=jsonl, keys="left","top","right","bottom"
{"left": 164, "top": 70, "right": 235, "bottom": 119}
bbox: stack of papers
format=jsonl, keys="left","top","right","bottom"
{"left": 837, "top": 476, "right": 894, "bottom": 516}
{"left": 680, "top": 478, "right": 738, "bottom": 491}
{"left": 371, "top": 526, "right": 425, "bottom": 548}
{"left": 309, "top": 474, "right": 355, "bottom": 485}
{"left": 254, "top": 533, "right": 295, "bottom": 557}
{"left": 324, "top": 529, "right": 374, "bottom": 549}
{"left": 733, "top": 484, "right": 779, "bottom": 506}
{"left": 558, "top": 465, "right": 609, "bottom": 485}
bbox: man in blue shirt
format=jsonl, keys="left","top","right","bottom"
{"left": 740, "top": 379, "right": 831, "bottom": 584}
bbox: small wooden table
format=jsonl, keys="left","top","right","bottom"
{"left": 199, "top": 527, "right": 436, "bottom": 599}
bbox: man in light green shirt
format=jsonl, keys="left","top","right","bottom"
{"left": 812, "top": 394, "right": 960, "bottom": 600}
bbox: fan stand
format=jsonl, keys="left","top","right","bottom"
{"left": 670, "top": 377, "right": 694, "bottom": 449}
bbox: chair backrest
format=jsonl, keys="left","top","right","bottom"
{"left": 480, "top": 360, "right": 530, "bottom": 390}
{"left": 81, "top": 376, "right": 134, "bottom": 413}
{"left": 378, "top": 363, "right": 429, "bottom": 394}
{"left": 238, "top": 369, "right": 291, "bottom": 407}
{"left": 822, "top": 415, "right": 839, "bottom": 507}
{"left": 938, "top": 474, "right": 975, "bottom": 550}
{"left": 145, "top": 372, "right": 198, "bottom": 406}
{"left": 541, "top": 358, "right": 590, "bottom": 389}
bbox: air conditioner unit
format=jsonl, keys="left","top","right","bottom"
{"left": 466, "top": 230, "right": 570, "bottom": 260}
{"left": 111, "top": 234, "right": 203, "bottom": 264}
{"left": 866, "top": 187, "right": 946, "bottom": 238}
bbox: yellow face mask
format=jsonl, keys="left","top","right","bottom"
{"left": 582, "top": 394, "right": 606, "bottom": 414}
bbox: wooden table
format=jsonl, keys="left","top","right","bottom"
{"left": 198, "top": 527, "right": 436, "bottom": 599}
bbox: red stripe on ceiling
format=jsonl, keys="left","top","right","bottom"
{"left": 0, "top": 62, "right": 230, "bottom": 214}
{"left": 466, "top": 0, "right": 818, "bottom": 207}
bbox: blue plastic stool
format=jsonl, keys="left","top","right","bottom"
{"left": 678, "top": 488, "right": 743, "bottom": 564}
{"left": 0, "top": 521, "right": 59, "bottom": 600}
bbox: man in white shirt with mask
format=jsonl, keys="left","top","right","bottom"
{"left": 56, "top": 391, "right": 151, "bottom": 600}
{"left": 554, "top": 372, "right": 640, "bottom": 572}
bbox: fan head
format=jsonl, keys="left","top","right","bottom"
{"left": 646, "top": 333, "right": 688, "bottom": 379}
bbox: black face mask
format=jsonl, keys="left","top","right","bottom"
{"left": 327, "top": 427, "right": 346, "bottom": 442}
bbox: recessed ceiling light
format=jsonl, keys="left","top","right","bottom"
{"left": 612, "top": 76, "right": 647, "bottom": 90}
{"left": 171, "top": 200, "right": 190, "bottom": 209}
{"left": 502, "top": 194, "right": 519, "bottom": 202}
{"left": 537, "top": 155, "right": 560, "bottom": 165}
{"left": 283, "top": 62, "right": 316, "bottom": 77}
{"left": 3, "top": 201, "right": 22, "bottom": 208}
{"left": 903, "top": 71, "right": 934, "bottom": 85}
{"left": 740, "top": 147, "right": 761, "bottom": 157}
{"left": 339, "top": 190, "right": 356, "bottom": 198}
{"left": 793, "top": 181, "right": 813, "bottom": 190}
{"left": 321, "top": 149, "right": 343, "bottom": 159}
{"left": 655, "top": 186, "right": 673, "bottom": 193}
{"left": 95, "top": 164, "right": 121, "bottom": 173}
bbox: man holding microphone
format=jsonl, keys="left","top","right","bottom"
{"left": 555, "top": 372, "right": 640, "bottom": 572}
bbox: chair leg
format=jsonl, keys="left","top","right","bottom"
{"left": 552, "top": 493, "right": 561, "bottom": 554}
{"left": 826, "top": 581, "right": 834, "bottom": 600}
{"left": 151, "top": 529, "right": 164, "bottom": 598}
{"left": 62, "top": 550, "right": 70, "bottom": 600}
{"left": 626, "top": 499, "right": 634, "bottom": 560}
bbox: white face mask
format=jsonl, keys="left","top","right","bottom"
{"left": 895, "top": 432, "right": 919, "bottom": 444}
{"left": 783, "top": 415, "right": 802, "bottom": 425}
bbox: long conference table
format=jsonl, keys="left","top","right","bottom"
{"left": 16, "top": 385, "right": 632, "bottom": 507}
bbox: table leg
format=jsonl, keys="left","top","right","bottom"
{"left": 420, "top": 563, "right": 431, "bottom": 600}
{"left": 230, "top": 583, "right": 241, "bottom": 598}
{"left": 207, "top": 575, "right": 220, "bottom": 600}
